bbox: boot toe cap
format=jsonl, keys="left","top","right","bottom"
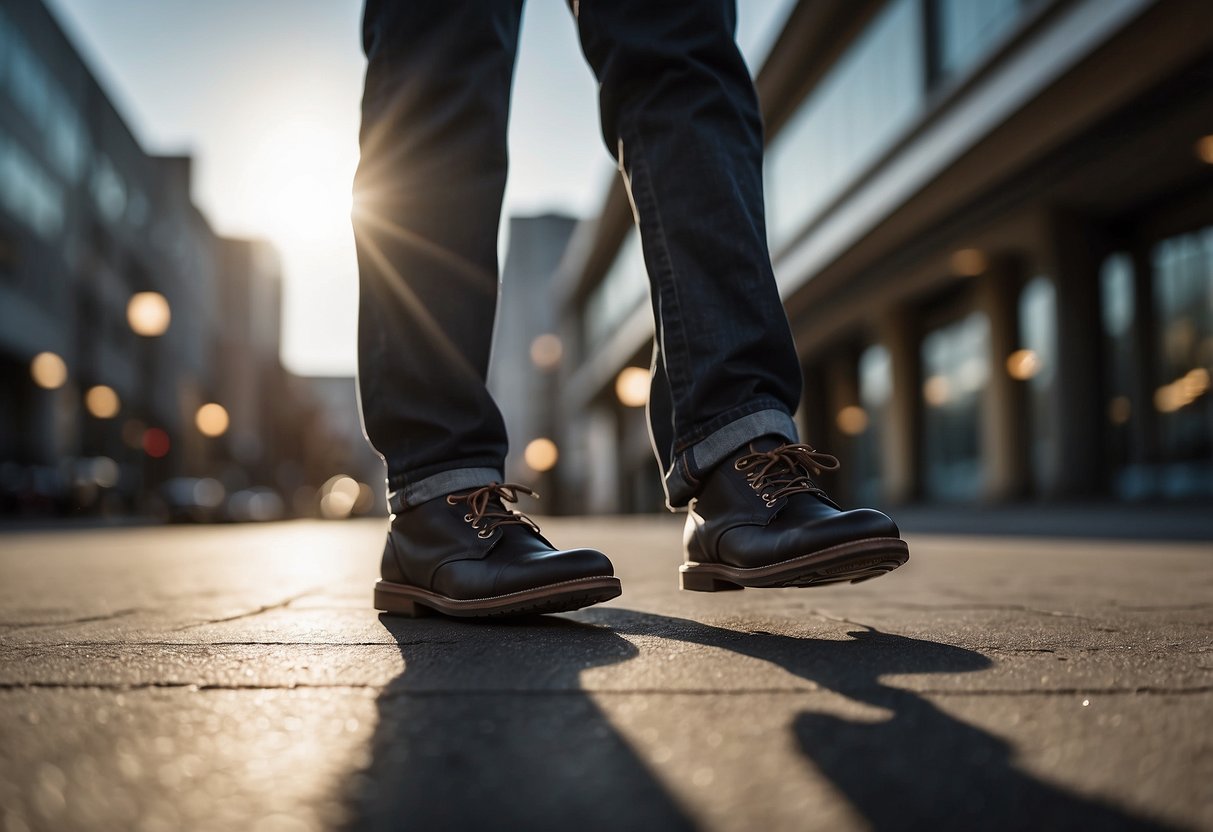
{"left": 496, "top": 546, "right": 615, "bottom": 595}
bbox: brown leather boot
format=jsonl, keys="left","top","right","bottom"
{"left": 375, "top": 482, "right": 621, "bottom": 617}
{"left": 681, "top": 438, "right": 908, "bottom": 591}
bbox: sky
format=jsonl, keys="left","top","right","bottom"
{"left": 43, "top": 0, "right": 796, "bottom": 376}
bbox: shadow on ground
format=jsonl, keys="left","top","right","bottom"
{"left": 342, "top": 609, "right": 1175, "bottom": 831}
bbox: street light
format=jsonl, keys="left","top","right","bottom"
{"left": 126, "top": 291, "right": 171, "bottom": 337}
{"left": 30, "top": 352, "right": 68, "bottom": 389}
{"left": 85, "top": 385, "right": 121, "bottom": 418}
{"left": 615, "top": 366, "right": 649, "bottom": 407}
{"left": 524, "top": 438, "right": 558, "bottom": 472}
{"left": 195, "top": 403, "right": 230, "bottom": 438}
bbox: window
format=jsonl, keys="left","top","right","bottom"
{"left": 1152, "top": 228, "right": 1213, "bottom": 497}
{"left": 921, "top": 312, "right": 989, "bottom": 500}
{"left": 0, "top": 131, "right": 65, "bottom": 240}
{"left": 1018, "top": 276, "right": 1057, "bottom": 492}
{"left": 931, "top": 0, "right": 1028, "bottom": 82}
{"left": 854, "top": 343, "right": 892, "bottom": 505}
{"left": 766, "top": 0, "right": 925, "bottom": 249}
{"left": 1100, "top": 253, "right": 1139, "bottom": 497}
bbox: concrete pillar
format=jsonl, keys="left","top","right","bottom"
{"left": 876, "top": 308, "right": 920, "bottom": 504}
{"left": 1040, "top": 208, "right": 1107, "bottom": 497}
{"left": 974, "top": 257, "right": 1030, "bottom": 501}
{"left": 823, "top": 349, "right": 861, "bottom": 503}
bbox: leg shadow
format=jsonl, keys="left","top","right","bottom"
{"left": 342, "top": 613, "right": 695, "bottom": 831}
{"left": 586, "top": 609, "right": 1179, "bottom": 831}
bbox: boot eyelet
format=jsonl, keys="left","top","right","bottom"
{"left": 733, "top": 460, "right": 744, "bottom": 470}
{"left": 759, "top": 493, "right": 771, "bottom": 501}
{"left": 765, "top": 498, "right": 778, "bottom": 507}
{"left": 477, "top": 529, "right": 492, "bottom": 539}
{"left": 445, "top": 495, "right": 458, "bottom": 505}
{"left": 463, "top": 513, "right": 473, "bottom": 522}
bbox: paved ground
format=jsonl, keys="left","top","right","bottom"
{"left": 0, "top": 517, "right": 1210, "bottom": 831}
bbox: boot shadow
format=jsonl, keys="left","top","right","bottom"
{"left": 585, "top": 609, "right": 1179, "bottom": 832}
{"left": 342, "top": 613, "right": 695, "bottom": 831}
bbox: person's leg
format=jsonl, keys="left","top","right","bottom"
{"left": 355, "top": 1, "right": 620, "bottom": 616}
{"left": 353, "top": 0, "right": 519, "bottom": 510}
{"left": 573, "top": 0, "right": 907, "bottom": 588}
{"left": 572, "top": 0, "right": 802, "bottom": 509}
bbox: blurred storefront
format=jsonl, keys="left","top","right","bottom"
{"left": 0, "top": 0, "right": 375, "bottom": 520}
{"left": 555, "top": 0, "right": 1213, "bottom": 513}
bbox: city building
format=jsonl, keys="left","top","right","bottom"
{"left": 488, "top": 214, "right": 578, "bottom": 509}
{"left": 555, "top": 0, "right": 1213, "bottom": 513}
{"left": 0, "top": 0, "right": 372, "bottom": 520}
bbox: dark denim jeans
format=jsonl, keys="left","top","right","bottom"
{"left": 353, "top": 0, "right": 802, "bottom": 511}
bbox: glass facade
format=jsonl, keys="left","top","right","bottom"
{"left": 932, "top": 0, "right": 1028, "bottom": 82}
{"left": 1100, "top": 253, "right": 1138, "bottom": 497}
{"left": 1151, "top": 227, "right": 1213, "bottom": 497}
{"left": 0, "top": 131, "right": 65, "bottom": 240}
{"left": 921, "top": 312, "right": 989, "bottom": 500}
{"left": 0, "top": 6, "right": 88, "bottom": 185}
{"left": 1018, "top": 276, "right": 1057, "bottom": 492}
{"left": 585, "top": 230, "right": 647, "bottom": 353}
{"left": 766, "top": 0, "right": 925, "bottom": 249}
{"left": 1099, "top": 231, "right": 1213, "bottom": 501}
{"left": 855, "top": 343, "right": 892, "bottom": 505}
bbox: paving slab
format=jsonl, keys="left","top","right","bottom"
{"left": 1, "top": 517, "right": 1210, "bottom": 831}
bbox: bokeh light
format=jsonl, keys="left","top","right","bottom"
{"left": 529, "top": 333, "right": 563, "bottom": 370}
{"left": 1154, "top": 367, "right": 1210, "bottom": 413}
{"left": 127, "top": 291, "right": 171, "bottom": 336}
{"left": 524, "top": 438, "right": 559, "bottom": 472}
{"left": 195, "top": 403, "right": 230, "bottom": 437}
{"left": 950, "top": 248, "right": 988, "bottom": 277}
{"left": 923, "top": 375, "right": 951, "bottom": 407}
{"left": 30, "top": 352, "right": 67, "bottom": 390}
{"left": 85, "top": 385, "right": 121, "bottom": 418}
{"left": 91, "top": 457, "right": 120, "bottom": 488}
{"left": 615, "top": 366, "right": 649, "bottom": 407}
{"left": 1196, "top": 135, "right": 1213, "bottom": 165}
{"left": 1005, "top": 349, "right": 1041, "bottom": 381}
{"left": 1108, "top": 396, "right": 1132, "bottom": 425}
{"left": 142, "top": 427, "right": 171, "bottom": 458}
{"left": 319, "top": 474, "right": 361, "bottom": 519}
{"left": 836, "top": 405, "right": 869, "bottom": 436}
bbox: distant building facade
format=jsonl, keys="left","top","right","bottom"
{"left": 0, "top": 0, "right": 371, "bottom": 519}
{"left": 555, "top": 0, "right": 1213, "bottom": 513}
{"left": 488, "top": 214, "right": 577, "bottom": 508}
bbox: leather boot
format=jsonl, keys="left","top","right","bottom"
{"left": 374, "top": 482, "right": 621, "bottom": 617}
{"left": 681, "top": 438, "right": 908, "bottom": 591}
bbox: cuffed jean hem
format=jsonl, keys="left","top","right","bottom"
{"left": 662, "top": 408, "right": 798, "bottom": 510}
{"left": 388, "top": 466, "right": 504, "bottom": 514}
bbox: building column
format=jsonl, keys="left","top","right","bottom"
{"left": 975, "top": 257, "right": 1030, "bottom": 501}
{"left": 876, "top": 307, "right": 920, "bottom": 504}
{"left": 1040, "top": 208, "right": 1107, "bottom": 498}
{"left": 823, "top": 348, "right": 861, "bottom": 503}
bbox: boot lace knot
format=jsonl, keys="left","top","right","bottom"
{"left": 733, "top": 443, "right": 840, "bottom": 507}
{"left": 445, "top": 482, "right": 541, "bottom": 539}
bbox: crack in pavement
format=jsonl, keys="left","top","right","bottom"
{"left": 0, "top": 608, "right": 142, "bottom": 632}
{"left": 168, "top": 590, "right": 319, "bottom": 631}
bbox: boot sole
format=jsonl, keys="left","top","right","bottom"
{"left": 680, "top": 537, "right": 908, "bottom": 592}
{"left": 374, "top": 575, "right": 622, "bottom": 619}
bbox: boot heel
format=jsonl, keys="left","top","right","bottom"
{"left": 679, "top": 568, "right": 743, "bottom": 593}
{"left": 374, "top": 587, "right": 434, "bottom": 617}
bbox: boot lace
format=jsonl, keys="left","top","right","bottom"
{"left": 445, "top": 482, "right": 542, "bottom": 539}
{"left": 733, "top": 443, "right": 840, "bottom": 507}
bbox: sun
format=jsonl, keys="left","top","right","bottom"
{"left": 241, "top": 118, "right": 357, "bottom": 250}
